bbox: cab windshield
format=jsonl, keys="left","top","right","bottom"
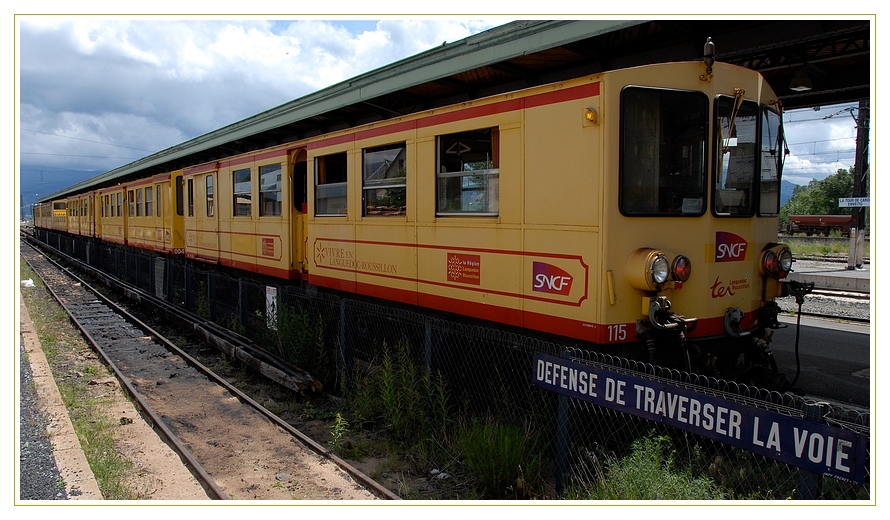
{"left": 619, "top": 87, "right": 708, "bottom": 216}
{"left": 619, "top": 88, "right": 783, "bottom": 218}
{"left": 713, "top": 95, "right": 759, "bottom": 216}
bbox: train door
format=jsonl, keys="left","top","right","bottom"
{"left": 169, "top": 171, "right": 185, "bottom": 254}
{"left": 89, "top": 194, "right": 96, "bottom": 237}
{"left": 95, "top": 192, "right": 103, "bottom": 239}
{"left": 191, "top": 170, "right": 220, "bottom": 262}
{"left": 291, "top": 149, "right": 308, "bottom": 274}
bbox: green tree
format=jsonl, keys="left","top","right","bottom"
{"left": 780, "top": 168, "right": 854, "bottom": 230}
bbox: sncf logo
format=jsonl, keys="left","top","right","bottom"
{"left": 715, "top": 232, "right": 748, "bottom": 263}
{"left": 532, "top": 262, "right": 573, "bottom": 296}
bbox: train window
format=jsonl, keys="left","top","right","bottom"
{"left": 156, "top": 185, "right": 161, "bottom": 217}
{"left": 363, "top": 143, "right": 406, "bottom": 216}
{"left": 315, "top": 152, "right": 348, "bottom": 216}
{"left": 145, "top": 186, "right": 153, "bottom": 217}
{"left": 206, "top": 175, "right": 214, "bottom": 217}
{"left": 187, "top": 179, "right": 194, "bottom": 217}
{"left": 128, "top": 190, "right": 135, "bottom": 217}
{"left": 233, "top": 168, "right": 252, "bottom": 217}
{"left": 713, "top": 95, "right": 758, "bottom": 216}
{"left": 436, "top": 128, "right": 499, "bottom": 216}
{"left": 293, "top": 161, "right": 307, "bottom": 212}
{"left": 136, "top": 189, "right": 144, "bottom": 217}
{"left": 620, "top": 87, "right": 708, "bottom": 216}
{"left": 759, "top": 107, "right": 783, "bottom": 216}
{"left": 260, "top": 164, "right": 282, "bottom": 217}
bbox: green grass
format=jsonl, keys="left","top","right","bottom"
{"left": 782, "top": 237, "right": 870, "bottom": 258}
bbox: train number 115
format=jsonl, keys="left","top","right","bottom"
{"left": 607, "top": 324, "right": 628, "bottom": 342}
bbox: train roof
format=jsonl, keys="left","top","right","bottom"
{"left": 40, "top": 18, "right": 870, "bottom": 202}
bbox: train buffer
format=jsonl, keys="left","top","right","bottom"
{"left": 787, "top": 261, "right": 871, "bottom": 294}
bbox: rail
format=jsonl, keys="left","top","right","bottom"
{"left": 22, "top": 236, "right": 400, "bottom": 501}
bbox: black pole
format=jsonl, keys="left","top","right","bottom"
{"left": 852, "top": 100, "right": 870, "bottom": 232}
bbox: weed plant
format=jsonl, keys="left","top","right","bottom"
{"left": 458, "top": 417, "right": 545, "bottom": 499}
{"left": 261, "top": 304, "right": 336, "bottom": 390}
{"left": 194, "top": 280, "right": 211, "bottom": 319}
{"left": 565, "top": 433, "right": 726, "bottom": 500}
{"left": 346, "top": 339, "right": 450, "bottom": 445}
{"left": 340, "top": 338, "right": 452, "bottom": 474}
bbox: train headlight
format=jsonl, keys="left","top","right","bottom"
{"left": 652, "top": 254, "right": 670, "bottom": 285}
{"left": 671, "top": 255, "right": 692, "bottom": 282}
{"left": 626, "top": 248, "right": 671, "bottom": 291}
{"left": 760, "top": 245, "right": 793, "bottom": 278}
{"left": 778, "top": 248, "right": 793, "bottom": 272}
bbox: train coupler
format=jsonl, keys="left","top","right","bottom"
{"left": 760, "top": 301, "right": 785, "bottom": 330}
{"left": 724, "top": 307, "right": 752, "bottom": 337}
{"left": 783, "top": 279, "right": 815, "bottom": 305}
{"left": 647, "top": 296, "right": 697, "bottom": 333}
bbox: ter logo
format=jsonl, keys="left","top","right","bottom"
{"left": 532, "top": 262, "right": 573, "bottom": 296}
{"left": 715, "top": 232, "right": 747, "bottom": 263}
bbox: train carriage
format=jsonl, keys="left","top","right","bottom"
{"left": 123, "top": 171, "right": 184, "bottom": 254}
{"left": 50, "top": 200, "right": 68, "bottom": 233}
{"left": 98, "top": 185, "right": 127, "bottom": 245}
{"left": 183, "top": 151, "right": 306, "bottom": 278}
{"left": 33, "top": 53, "right": 809, "bottom": 390}
{"left": 33, "top": 202, "right": 53, "bottom": 231}
{"left": 68, "top": 191, "right": 98, "bottom": 238}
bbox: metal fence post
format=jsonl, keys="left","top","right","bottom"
{"left": 238, "top": 277, "right": 245, "bottom": 330}
{"left": 555, "top": 348, "right": 570, "bottom": 497}
{"left": 424, "top": 317, "right": 433, "bottom": 370}
{"left": 797, "top": 402, "right": 828, "bottom": 499}
{"left": 340, "top": 299, "right": 350, "bottom": 382}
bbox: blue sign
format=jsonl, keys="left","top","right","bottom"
{"left": 533, "top": 353, "right": 868, "bottom": 485}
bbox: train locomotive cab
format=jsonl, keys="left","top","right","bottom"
{"left": 609, "top": 57, "right": 812, "bottom": 392}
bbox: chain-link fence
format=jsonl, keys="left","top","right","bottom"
{"left": 34, "top": 230, "right": 871, "bottom": 500}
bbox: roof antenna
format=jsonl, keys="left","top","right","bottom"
{"left": 700, "top": 37, "right": 716, "bottom": 82}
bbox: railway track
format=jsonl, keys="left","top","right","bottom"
{"left": 776, "top": 287, "right": 870, "bottom": 325}
{"left": 20, "top": 239, "right": 397, "bottom": 501}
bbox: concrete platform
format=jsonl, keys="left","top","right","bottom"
{"left": 786, "top": 260, "right": 871, "bottom": 293}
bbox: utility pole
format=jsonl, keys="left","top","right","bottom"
{"left": 852, "top": 99, "right": 870, "bottom": 232}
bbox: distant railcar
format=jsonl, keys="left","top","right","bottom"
{"left": 788, "top": 214, "right": 854, "bottom": 236}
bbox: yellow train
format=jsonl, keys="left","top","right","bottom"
{"left": 34, "top": 58, "right": 809, "bottom": 389}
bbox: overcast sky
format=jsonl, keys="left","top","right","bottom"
{"left": 15, "top": 15, "right": 871, "bottom": 214}
{"left": 16, "top": 16, "right": 509, "bottom": 210}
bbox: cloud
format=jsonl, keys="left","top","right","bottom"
{"left": 782, "top": 104, "right": 862, "bottom": 185}
{"left": 18, "top": 17, "right": 501, "bottom": 203}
